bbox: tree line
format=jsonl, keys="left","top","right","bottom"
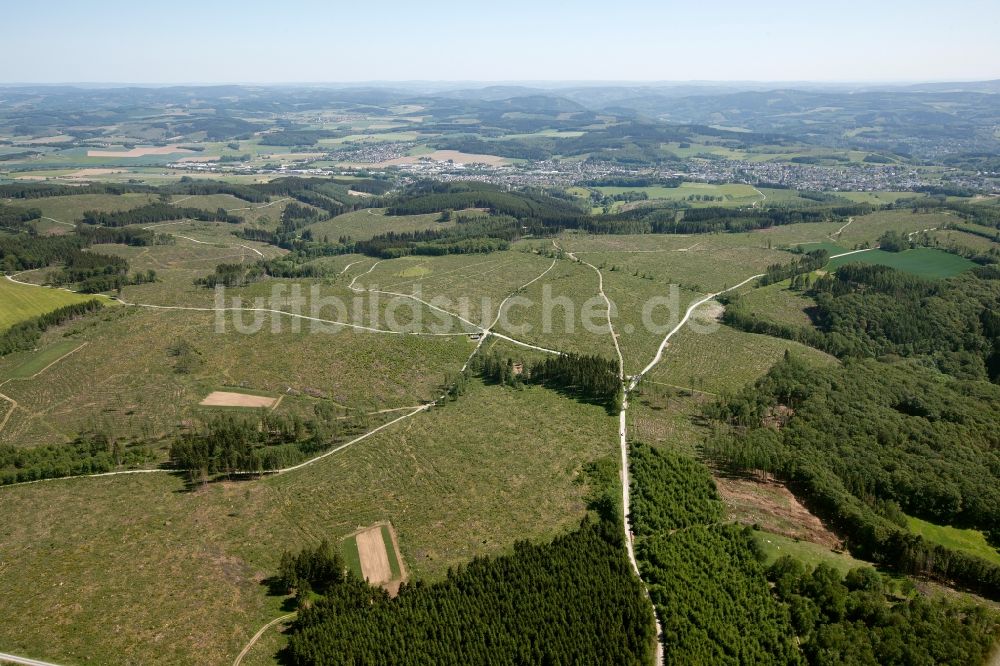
{"left": 0, "top": 299, "right": 104, "bottom": 357}
{"left": 0, "top": 203, "right": 42, "bottom": 232}
{"left": 81, "top": 203, "right": 242, "bottom": 227}
{"left": 194, "top": 257, "right": 327, "bottom": 288}
{"left": 168, "top": 409, "right": 368, "bottom": 481}
{"left": 473, "top": 350, "right": 622, "bottom": 410}
{"left": 0, "top": 431, "right": 154, "bottom": 485}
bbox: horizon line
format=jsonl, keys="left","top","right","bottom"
{"left": 0, "top": 78, "right": 998, "bottom": 87}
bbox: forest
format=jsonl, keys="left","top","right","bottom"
{"left": 168, "top": 409, "right": 370, "bottom": 480}
{"left": 279, "top": 518, "right": 655, "bottom": 665}
{"left": 81, "top": 202, "right": 242, "bottom": 227}
{"left": 628, "top": 442, "right": 802, "bottom": 663}
{"left": 724, "top": 264, "right": 1000, "bottom": 381}
{"left": 0, "top": 431, "right": 154, "bottom": 485}
{"left": 767, "top": 556, "right": 999, "bottom": 664}
{"left": 630, "top": 437, "right": 1000, "bottom": 662}
{"left": 353, "top": 215, "right": 531, "bottom": 258}
{"left": 385, "top": 181, "right": 586, "bottom": 224}
{"left": 705, "top": 354, "right": 1000, "bottom": 598}
{"left": 474, "top": 349, "right": 622, "bottom": 410}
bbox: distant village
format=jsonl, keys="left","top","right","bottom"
{"left": 168, "top": 147, "right": 1000, "bottom": 194}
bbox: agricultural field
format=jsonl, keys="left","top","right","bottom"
{"left": 826, "top": 246, "right": 977, "bottom": 278}
{"left": 0, "top": 377, "right": 617, "bottom": 664}
{"left": 834, "top": 191, "right": 919, "bottom": 205}
{"left": 0, "top": 278, "right": 102, "bottom": 330}
{"left": 340, "top": 522, "right": 407, "bottom": 594}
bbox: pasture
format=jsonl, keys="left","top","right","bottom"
{"left": 906, "top": 516, "right": 1000, "bottom": 566}
{"left": 595, "top": 182, "right": 763, "bottom": 207}
{"left": 5, "top": 339, "right": 86, "bottom": 379}
{"left": 755, "top": 532, "right": 868, "bottom": 576}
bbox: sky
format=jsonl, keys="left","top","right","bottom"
{"left": 1, "top": 0, "right": 998, "bottom": 84}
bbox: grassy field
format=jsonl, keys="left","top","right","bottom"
{"left": 0, "top": 278, "right": 100, "bottom": 331}
{"left": 0, "top": 378, "right": 616, "bottom": 664}
{"left": 906, "top": 516, "right": 1000, "bottom": 566}
{"left": 755, "top": 532, "right": 868, "bottom": 575}
{"left": 826, "top": 247, "right": 976, "bottom": 278}
{"left": 833, "top": 191, "right": 918, "bottom": 205}
{"left": 5, "top": 339, "right": 85, "bottom": 378}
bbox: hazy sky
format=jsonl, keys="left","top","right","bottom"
{"left": 2, "top": 0, "right": 998, "bottom": 83}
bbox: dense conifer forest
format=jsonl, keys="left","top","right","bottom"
{"left": 279, "top": 518, "right": 655, "bottom": 665}
{"left": 474, "top": 350, "right": 622, "bottom": 410}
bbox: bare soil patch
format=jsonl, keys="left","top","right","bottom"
{"left": 65, "top": 168, "right": 127, "bottom": 178}
{"left": 356, "top": 526, "right": 393, "bottom": 585}
{"left": 344, "top": 150, "right": 510, "bottom": 168}
{"left": 199, "top": 391, "right": 276, "bottom": 408}
{"left": 87, "top": 145, "right": 195, "bottom": 158}
{"left": 715, "top": 474, "right": 843, "bottom": 549}
{"left": 176, "top": 155, "right": 220, "bottom": 163}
